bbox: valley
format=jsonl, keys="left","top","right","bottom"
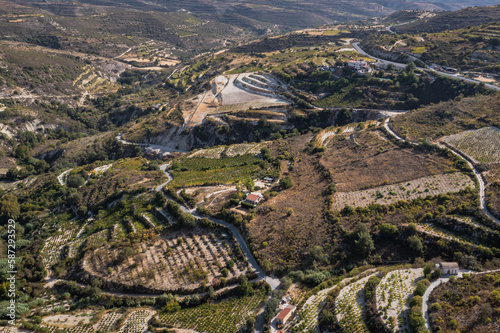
{"left": 1, "top": 1, "right": 500, "bottom": 333}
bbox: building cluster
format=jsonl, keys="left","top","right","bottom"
{"left": 347, "top": 59, "right": 373, "bottom": 75}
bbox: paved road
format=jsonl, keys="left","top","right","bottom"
{"left": 384, "top": 118, "right": 500, "bottom": 225}
{"left": 158, "top": 164, "right": 280, "bottom": 333}
{"left": 352, "top": 43, "right": 500, "bottom": 92}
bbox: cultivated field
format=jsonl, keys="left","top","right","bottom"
{"left": 332, "top": 172, "right": 473, "bottom": 210}
{"left": 188, "top": 142, "right": 268, "bottom": 159}
{"left": 119, "top": 309, "right": 155, "bottom": 333}
{"left": 84, "top": 229, "right": 248, "bottom": 292}
{"left": 443, "top": 126, "right": 500, "bottom": 164}
{"left": 376, "top": 268, "right": 424, "bottom": 332}
{"left": 41, "top": 310, "right": 126, "bottom": 333}
{"left": 335, "top": 274, "right": 376, "bottom": 333}
{"left": 157, "top": 290, "right": 267, "bottom": 333}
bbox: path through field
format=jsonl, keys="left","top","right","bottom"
{"left": 384, "top": 118, "right": 500, "bottom": 225}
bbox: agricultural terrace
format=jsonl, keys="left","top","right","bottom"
{"left": 376, "top": 268, "right": 424, "bottom": 332}
{"left": 119, "top": 309, "right": 155, "bottom": 333}
{"left": 41, "top": 310, "right": 125, "bottom": 333}
{"left": 316, "top": 122, "right": 379, "bottom": 147}
{"left": 443, "top": 126, "right": 500, "bottom": 164}
{"left": 84, "top": 228, "right": 248, "bottom": 293}
{"left": 157, "top": 290, "right": 267, "bottom": 333}
{"left": 332, "top": 172, "right": 474, "bottom": 211}
{"left": 42, "top": 311, "right": 93, "bottom": 329}
{"left": 292, "top": 269, "right": 376, "bottom": 332}
{"left": 40, "top": 225, "right": 80, "bottom": 266}
{"left": 167, "top": 154, "right": 268, "bottom": 188}
{"left": 320, "top": 130, "right": 457, "bottom": 192}
{"left": 335, "top": 274, "right": 377, "bottom": 333}
{"left": 294, "top": 285, "right": 337, "bottom": 332}
{"left": 416, "top": 222, "right": 487, "bottom": 248}
{"left": 189, "top": 141, "right": 269, "bottom": 159}
{"left": 77, "top": 158, "right": 167, "bottom": 207}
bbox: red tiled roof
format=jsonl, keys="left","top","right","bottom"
{"left": 276, "top": 305, "right": 295, "bottom": 320}
{"left": 246, "top": 193, "right": 261, "bottom": 202}
{"left": 276, "top": 308, "right": 293, "bottom": 320}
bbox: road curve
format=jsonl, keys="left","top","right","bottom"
{"left": 352, "top": 43, "right": 500, "bottom": 92}
{"left": 384, "top": 118, "right": 500, "bottom": 226}
{"left": 423, "top": 269, "right": 500, "bottom": 331}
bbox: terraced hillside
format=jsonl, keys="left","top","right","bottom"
{"left": 84, "top": 228, "right": 248, "bottom": 293}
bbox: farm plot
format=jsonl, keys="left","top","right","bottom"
{"left": 188, "top": 142, "right": 268, "bottom": 159}
{"left": 93, "top": 311, "right": 123, "bottom": 332}
{"left": 294, "top": 285, "right": 337, "bottom": 332}
{"left": 84, "top": 229, "right": 248, "bottom": 293}
{"left": 292, "top": 271, "right": 376, "bottom": 332}
{"left": 40, "top": 226, "right": 80, "bottom": 265}
{"left": 332, "top": 173, "right": 474, "bottom": 211}
{"left": 119, "top": 309, "right": 155, "bottom": 333}
{"left": 158, "top": 290, "right": 267, "bottom": 333}
{"left": 167, "top": 154, "right": 264, "bottom": 188}
{"left": 335, "top": 274, "right": 376, "bottom": 333}
{"left": 67, "top": 229, "right": 110, "bottom": 259}
{"left": 42, "top": 311, "right": 94, "bottom": 328}
{"left": 443, "top": 126, "right": 500, "bottom": 164}
{"left": 376, "top": 268, "right": 424, "bottom": 332}
{"left": 416, "top": 222, "right": 485, "bottom": 248}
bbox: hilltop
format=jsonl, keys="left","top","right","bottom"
{"left": 391, "top": 5, "right": 500, "bottom": 33}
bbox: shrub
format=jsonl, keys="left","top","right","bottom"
{"left": 279, "top": 177, "right": 293, "bottom": 190}
{"left": 67, "top": 174, "right": 85, "bottom": 188}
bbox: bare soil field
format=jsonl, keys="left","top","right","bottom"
{"left": 320, "top": 130, "right": 457, "bottom": 192}
{"left": 42, "top": 311, "right": 93, "bottom": 328}
{"left": 248, "top": 134, "right": 332, "bottom": 271}
{"left": 332, "top": 172, "right": 474, "bottom": 210}
{"left": 84, "top": 228, "right": 248, "bottom": 293}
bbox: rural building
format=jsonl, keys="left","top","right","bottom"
{"left": 436, "top": 262, "right": 459, "bottom": 275}
{"left": 276, "top": 304, "right": 296, "bottom": 326}
{"left": 263, "top": 177, "right": 274, "bottom": 184}
{"left": 245, "top": 193, "right": 264, "bottom": 206}
{"left": 347, "top": 60, "right": 370, "bottom": 71}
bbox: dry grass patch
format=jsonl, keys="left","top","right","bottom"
{"left": 320, "top": 130, "right": 456, "bottom": 192}
{"left": 248, "top": 134, "right": 332, "bottom": 270}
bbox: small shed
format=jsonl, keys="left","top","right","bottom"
{"left": 437, "top": 262, "right": 459, "bottom": 275}
{"left": 276, "top": 304, "right": 296, "bottom": 326}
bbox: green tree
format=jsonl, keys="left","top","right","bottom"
{"left": 408, "top": 235, "right": 423, "bottom": 256}
{"left": 380, "top": 223, "right": 398, "bottom": 239}
{"left": 67, "top": 174, "right": 85, "bottom": 188}
{"left": 279, "top": 177, "right": 293, "bottom": 190}
{"left": 0, "top": 195, "right": 20, "bottom": 221}
{"left": 243, "top": 178, "right": 255, "bottom": 192}
{"left": 353, "top": 223, "right": 374, "bottom": 257}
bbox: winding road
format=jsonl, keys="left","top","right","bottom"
{"left": 352, "top": 42, "right": 500, "bottom": 92}
{"left": 422, "top": 269, "right": 500, "bottom": 331}
{"left": 384, "top": 118, "right": 500, "bottom": 225}
{"left": 49, "top": 152, "right": 280, "bottom": 332}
